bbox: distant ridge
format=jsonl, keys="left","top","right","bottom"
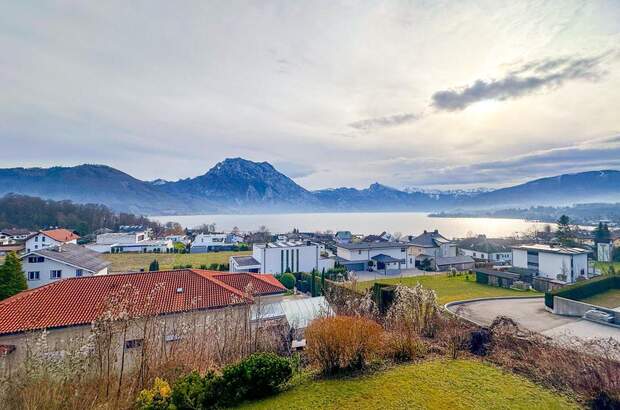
{"left": 0, "top": 159, "right": 619, "bottom": 214}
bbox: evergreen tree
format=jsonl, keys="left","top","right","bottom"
{"left": 556, "top": 215, "right": 573, "bottom": 246}
{"left": 320, "top": 268, "right": 326, "bottom": 293}
{"left": 149, "top": 259, "right": 160, "bottom": 272}
{"left": 593, "top": 222, "right": 611, "bottom": 244}
{"left": 310, "top": 269, "right": 317, "bottom": 297}
{"left": 0, "top": 252, "right": 26, "bottom": 300}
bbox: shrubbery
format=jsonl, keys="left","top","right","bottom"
{"left": 305, "top": 316, "right": 383, "bottom": 374}
{"left": 276, "top": 273, "right": 296, "bottom": 290}
{"left": 136, "top": 353, "right": 292, "bottom": 410}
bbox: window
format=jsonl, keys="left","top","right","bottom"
{"left": 34, "top": 245, "right": 38, "bottom": 249}
{"left": 50, "top": 270, "right": 62, "bottom": 279}
{"left": 76, "top": 269, "right": 84, "bottom": 277}
{"left": 358, "top": 250, "right": 362, "bottom": 255}
{"left": 496, "top": 254, "right": 500, "bottom": 260}
{"left": 296, "top": 249, "right": 300, "bottom": 272}
{"left": 41, "top": 236, "right": 46, "bottom": 242}
{"left": 280, "top": 250, "right": 284, "bottom": 273}
{"left": 124, "top": 339, "right": 143, "bottom": 349}
{"left": 28, "top": 271, "right": 40, "bottom": 281}
{"left": 35, "top": 236, "right": 38, "bottom": 242}
{"left": 28, "top": 256, "right": 44, "bottom": 263}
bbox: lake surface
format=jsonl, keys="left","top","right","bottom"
{"left": 151, "top": 212, "right": 550, "bottom": 238}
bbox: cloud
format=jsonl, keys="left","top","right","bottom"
{"left": 272, "top": 161, "right": 316, "bottom": 179}
{"left": 431, "top": 54, "right": 609, "bottom": 111}
{"left": 407, "top": 134, "right": 620, "bottom": 187}
{"left": 348, "top": 112, "right": 420, "bottom": 131}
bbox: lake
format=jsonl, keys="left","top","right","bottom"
{"left": 151, "top": 212, "right": 551, "bottom": 238}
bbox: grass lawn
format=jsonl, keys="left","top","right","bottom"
{"left": 238, "top": 359, "right": 578, "bottom": 410}
{"left": 580, "top": 288, "right": 620, "bottom": 308}
{"left": 595, "top": 261, "right": 620, "bottom": 274}
{"left": 356, "top": 274, "right": 541, "bottom": 305}
{"left": 102, "top": 251, "right": 251, "bottom": 272}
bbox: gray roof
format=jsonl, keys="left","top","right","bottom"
{"left": 25, "top": 244, "right": 110, "bottom": 272}
{"left": 457, "top": 237, "right": 512, "bottom": 253}
{"left": 512, "top": 244, "right": 589, "bottom": 255}
{"left": 435, "top": 255, "right": 475, "bottom": 266}
{"left": 337, "top": 242, "right": 408, "bottom": 250}
{"left": 475, "top": 268, "right": 521, "bottom": 280}
{"left": 371, "top": 254, "right": 404, "bottom": 263}
{"left": 231, "top": 256, "right": 261, "bottom": 267}
{"left": 409, "top": 230, "right": 451, "bottom": 248}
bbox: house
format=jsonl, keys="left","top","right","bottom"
{"left": 335, "top": 242, "right": 411, "bottom": 273}
{"left": 86, "top": 230, "right": 150, "bottom": 253}
{"left": 457, "top": 235, "right": 513, "bottom": 263}
{"left": 0, "top": 244, "right": 25, "bottom": 256}
{"left": 406, "top": 230, "right": 456, "bottom": 267}
{"left": 24, "top": 229, "right": 79, "bottom": 253}
{"left": 231, "top": 241, "right": 334, "bottom": 275}
{"left": 191, "top": 233, "right": 240, "bottom": 253}
{"left": 361, "top": 232, "right": 391, "bottom": 243}
{"left": 0, "top": 269, "right": 286, "bottom": 372}
{"left": 334, "top": 231, "right": 352, "bottom": 244}
{"left": 434, "top": 255, "right": 475, "bottom": 271}
{"left": 20, "top": 243, "right": 110, "bottom": 289}
{"left": 0, "top": 229, "right": 31, "bottom": 245}
{"left": 512, "top": 244, "right": 590, "bottom": 283}
{"left": 110, "top": 239, "right": 173, "bottom": 254}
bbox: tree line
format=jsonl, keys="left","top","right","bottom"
{"left": 0, "top": 194, "right": 161, "bottom": 236}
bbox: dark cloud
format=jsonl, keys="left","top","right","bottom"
{"left": 432, "top": 54, "right": 608, "bottom": 111}
{"left": 348, "top": 112, "right": 420, "bottom": 131}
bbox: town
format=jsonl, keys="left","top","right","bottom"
{"left": 0, "top": 215, "right": 618, "bottom": 408}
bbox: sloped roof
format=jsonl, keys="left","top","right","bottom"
{"left": 23, "top": 244, "right": 110, "bottom": 272}
{"left": 40, "top": 229, "right": 80, "bottom": 242}
{"left": 435, "top": 255, "right": 475, "bottom": 266}
{"left": 0, "top": 269, "right": 284, "bottom": 335}
{"left": 207, "top": 272, "right": 286, "bottom": 295}
{"left": 409, "top": 230, "right": 451, "bottom": 248}
{"left": 371, "top": 254, "right": 404, "bottom": 263}
{"left": 457, "top": 237, "right": 512, "bottom": 254}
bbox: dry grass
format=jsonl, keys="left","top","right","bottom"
{"left": 102, "top": 251, "right": 250, "bottom": 272}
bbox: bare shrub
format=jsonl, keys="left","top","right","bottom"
{"left": 386, "top": 284, "right": 439, "bottom": 338}
{"left": 323, "top": 285, "right": 378, "bottom": 319}
{"left": 487, "top": 316, "right": 620, "bottom": 403}
{"left": 305, "top": 316, "right": 383, "bottom": 374}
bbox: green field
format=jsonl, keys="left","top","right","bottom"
{"left": 238, "top": 359, "right": 578, "bottom": 410}
{"left": 102, "top": 251, "right": 251, "bottom": 272}
{"left": 580, "top": 288, "right": 620, "bottom": 308}
{"left": 357, "top": 274, "right": 541, "bottom": 305}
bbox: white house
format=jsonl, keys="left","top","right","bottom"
{"left": 24, "top": 229, "right": 80, "bottom": 253}
{"left": 457, "top": 235, "right": 513, "bottom": 264}
{"left": 86, "top": 231, "right": 150, "bottom": 253}
{"left": 21, "top": 243, "right": 110, "bottom": 289}
{"left": 512, "top": 244, "right": 589, "bottom": 283}
{"left": 335, "top": 242, "right": 412, "bottom": 273}
{"left": 406, "top": 230, "right": 457, "bottom": 267}
{"left": 191, "top": 233, "right": 241, "bottom": 253}
{"left": 230, "top": 241, "right": 334, "bottom": 274}
{"left": 0, "top": 229, "right": 31, "bottom": 245}
{"left": 110, "top": 239, "right": 173, "bottom": 253}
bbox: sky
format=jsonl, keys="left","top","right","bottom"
{"left": 1, "top": 0, "right": 619, "bottom": 190}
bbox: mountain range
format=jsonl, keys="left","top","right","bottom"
{"left": 1, "top": 158, "right": 619, "bottom": 215}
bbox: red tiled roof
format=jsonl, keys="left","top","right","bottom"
{"left": 199, "top": 271, "right": 287, "bottom": 295}
{"left": 0, "top": 269, "right": 276, "bottom": 335}
{"left": 41, "top": 229, "right": 80, "bottom": 242}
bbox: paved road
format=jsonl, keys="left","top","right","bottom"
{"left": 447, "top": 297, "right": 620, "bottom": 342}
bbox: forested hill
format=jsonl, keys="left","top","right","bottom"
{"left": 0, "top": 194, "right": 158, "bottom": 236}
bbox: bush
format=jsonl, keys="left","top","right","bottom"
{"left": 545, "top": 275, "right": 620, "bottom": 309}
{"left": 277, "top": 273, "right": 296, "bottom": 290}
{"left": 170, "top": 370, "right": 221, "bottom": 410}
{"left": 305, "top": 316, "right": 383, "bottom": 374}
{"left": 382, "top": 331, "right": 427, "bottom": 362}
{"left": 221, "top": 352, "right": 292, "bottom": 403}
{"left": 136, "top": 377, "right": 172, "bottom": 410}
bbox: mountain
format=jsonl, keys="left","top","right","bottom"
{"left": 0, "top": 164, "right": 193, "bottom": 215}
{"left": 462, "top": 170, "right": 620, "bottom": 209}
{"left": 0, "top": 160, "right": 619, "bottom": 214}
{"left": 160, "top": 158, "right": 319, "bottom": 212}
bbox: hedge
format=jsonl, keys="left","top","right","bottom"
{"left": 544, "top": 275, "right": 620, "bottom": 309}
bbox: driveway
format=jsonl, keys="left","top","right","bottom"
{"left": 447, "top": 297, "right": 620, "bottom": 342}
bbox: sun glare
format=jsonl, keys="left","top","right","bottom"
{"left": 467, "top": 99, "right": 500, "bottom": 114}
